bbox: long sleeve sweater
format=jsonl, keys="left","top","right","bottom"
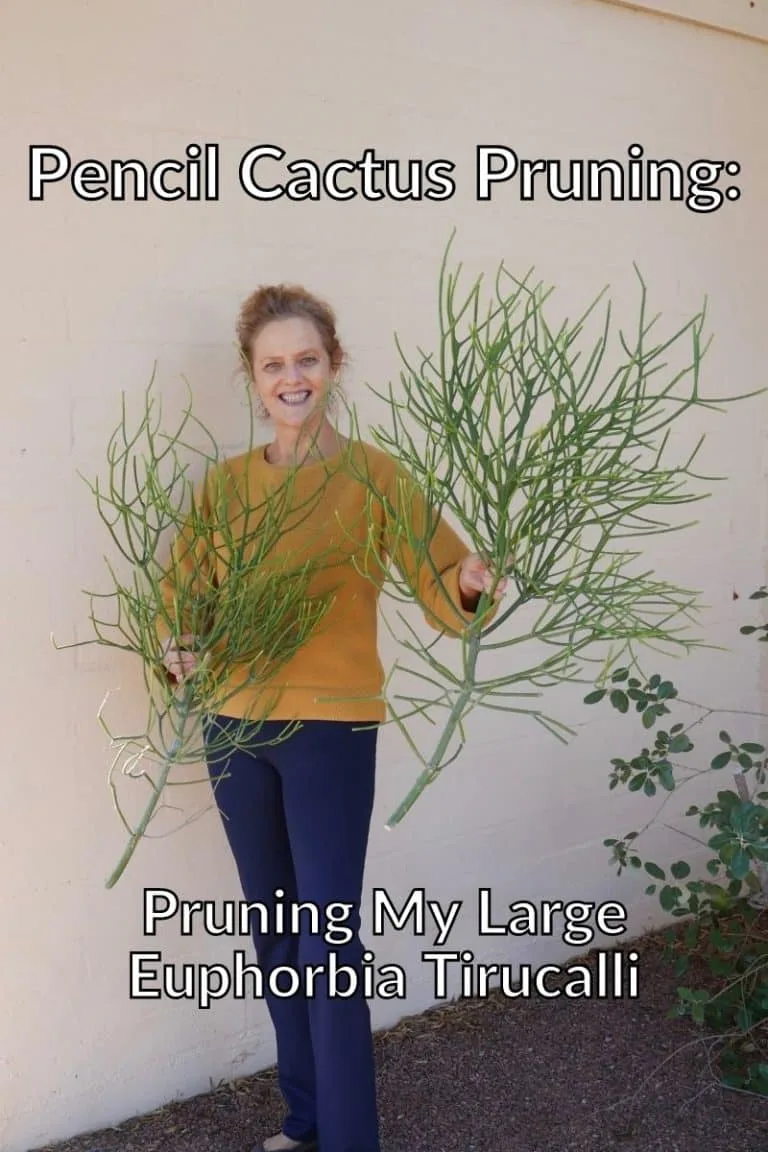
{"left": 154, "top": 437, "right": 493, "bottom": 724}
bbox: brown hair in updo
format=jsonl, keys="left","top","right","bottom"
{"left": 236, "top": 283, "right": 346, "bottom": 376}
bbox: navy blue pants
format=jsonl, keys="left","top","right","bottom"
{"left": 203, "top": 715, "right": 381, "bottom": 1152}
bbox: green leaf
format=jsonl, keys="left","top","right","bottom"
{"left": 645, "top": 861, "right": 666, "bottom": 880}
{"left": 612, "top": 668, "right": 629, "bottom": 682}
{"left": 628, "top": 774, "right": 646, "bottom": 792}
{"left": 741, "top": 743, "right": 765, "bottom": 754}
{"left": 610, "top": 689, "right": 629, "bottom": 713}
{"left": 658, "top": 763, "right": 675, "bottom": 791}
{"left": 641, "top": 708, "right": 656, "bottom": 730}
{"left": 583, "top": 689, "right": 606, "bottom": 704}
{"left": 657, "top": 681, "right": 676, "bottom": 699}
{"left": 711, "top": 751, "right": 732, "bottom": 771}
{"left": 668, "top": 734, "right": 693, "bottom": 754}
{"left": 670, "top": 860, "right": 691, "bottom": 879}
{"left": 643, "top": 777, "right": 656, "bottom": 797}
{"left": 719, "top": 730, "right": 732, "bottom": 744}
{"left": 659, "top": 885, "right": 681, "bottom": 911}
{"left": 737, "top": 753, "right": 753, "bottom": 770}
{"left": 730, "top": 849, "right": 752, "bottom": 881}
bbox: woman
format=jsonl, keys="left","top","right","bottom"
{"left": 160, "top": 285, "right": 507, "bottom": 1152}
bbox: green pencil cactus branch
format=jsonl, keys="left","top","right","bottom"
{"left": 54, "top": 374, "right": 344, "bottom": 887}
{"left": 334, "top": 234, "right": 763, "bottom": 828}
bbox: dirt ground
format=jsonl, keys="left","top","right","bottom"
{"left": 33, "top": 928, "right": 767, "bottom": 1152}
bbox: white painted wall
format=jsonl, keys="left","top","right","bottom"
{"left": 595, "top": 0, "right": 768, "bottom": 41}
{"left": 2, "top": 1, "right": 767, "bottom": 1149}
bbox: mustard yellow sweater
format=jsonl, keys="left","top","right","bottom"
{"left": 155, "top": 438, "right": 491, "bottom": 724}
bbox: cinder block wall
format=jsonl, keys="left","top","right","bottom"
{"left": 2, "top": 2, "right": 767, "bottom": 1149}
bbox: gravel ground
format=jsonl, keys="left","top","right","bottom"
{"left": 33, "top": 928, "right": 768, "bottom": 1152}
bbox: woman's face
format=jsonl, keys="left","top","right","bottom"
{"left": 250, "top": 316, "right": 335, "bottom": 429}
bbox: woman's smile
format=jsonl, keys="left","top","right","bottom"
{"left": 277, "top": 389, "right": 312, "bottom": 406}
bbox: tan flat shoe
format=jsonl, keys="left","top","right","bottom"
{"left": 251, "top": 1138, "right": 318, "bottom": 1152}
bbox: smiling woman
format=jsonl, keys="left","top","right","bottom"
{"left": 236, "top": 283, "right": 347, "bottom": 466}
{"left": 155, "top": 280, "right": 508, "bottom": 1152}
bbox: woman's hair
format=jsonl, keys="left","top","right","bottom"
{"left": 236, "top": 283, "right": 346, "bottom": 375}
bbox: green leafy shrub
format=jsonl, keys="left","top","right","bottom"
{"left": 590, "top": 588, "right": 768, "bottom": 1093}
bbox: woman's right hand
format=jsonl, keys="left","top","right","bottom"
{"left": 161, "top": 634, "right": 200, "bottom": 682}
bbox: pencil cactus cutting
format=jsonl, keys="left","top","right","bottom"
{"left": 54, "top": 376, "right": 342, "bottom": 887}
{"left": 338, "top": 233, "right": 762, "bottom": 827}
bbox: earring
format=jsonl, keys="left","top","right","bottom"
{"left": 253, "top": 394, "right": 270, "bottom": 420}
{"left": 328, "top": 374, "right": 345, "bottom": 415}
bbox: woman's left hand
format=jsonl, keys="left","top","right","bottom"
{"left": 458, "top": 552, "right": 511, "bottom": 606}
